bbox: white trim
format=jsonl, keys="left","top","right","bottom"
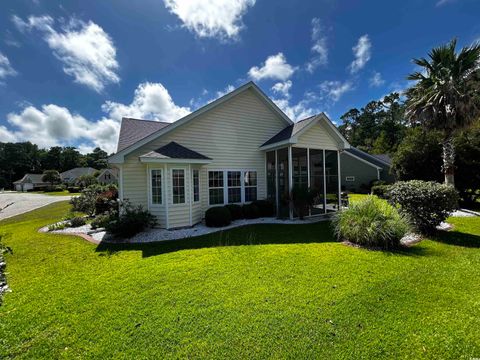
{"left": 118, "top": 165, "right": 124, "bottom": 202}
{"left": 337, "top": 150, "right": 341, "bottom": 210}
{"left": 307, "top": 147, "right": 311, "bottom": 188}
{"left": 148, "top": 167, "right": 164, "bottom": 207}
{"left": 343, "top": 151, "right": 382, "bottom": 170}
{"left": 207, "top": 169, "right": 258, "bottom": 206}
{"left": 259, "top": 139, "right": 294, "bottom": 151}
{"left": 323, "top": 149, "right": 327, "bottom": 214}
{"left": 288, "top": 146, "right": 293, "bottom": 220}
{"left": 192, "top": 168, "right": 200, "bottom": 203}
{"left": 345, "top": 176, "right": 355, "bottom": 182}
{"left": 139, "top": 158, "right": 212, "bottom": 164}
{"left": 275, "top": 149, "right": 279, "bottom": 216}
{"left": 109, "top": 82, "right": 293, "bottom": 164}
{"left": 188, "top": 164, "right": 192, "bottom": 226}
{"left": 171, "top": 168, "right": 186, "bottom": 205}
{"left": 377, "top": 168, "right": 381, "bottom": 180}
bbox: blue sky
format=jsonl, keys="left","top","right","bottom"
{"left": 0, "top": 0, "right": 479, "bottom": 153}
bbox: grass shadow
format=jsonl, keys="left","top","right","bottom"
{"left": 95, "top": 222, "right": 338, "bottom": 258}
{"left": 432, "top": 229, "right": 480, "bottom": 248}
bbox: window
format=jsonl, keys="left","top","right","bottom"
{"left": 227, "top": 171, "right": 241, "bottom": 203}
{"left": 172, "top": 169, "right": 185, "bottom": 204}
{"left": 208, "top": 171, "right": 224, "bottom": 205}
{"left": 192, "top": 169, "right": 200, "bottom": 202}
{"left": 151, "top": 169, "right": 162, "bottom": 204}
{"left": 345, "top": 176, "right": 355, "bottom": 182}
{"left": 244, "top": 171, "right": 257, "bottom": 202}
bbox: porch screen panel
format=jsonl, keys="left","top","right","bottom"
{"left": 266, "top": 151, "right": 276, "bottom": 202}
{"left": 292, "top": 147, "right": 308, "bottom": 188}
{"left": 325, "top": 150, "right": 339, "bottom": 213}
{"left": 309, "top": 149, "right": 325, "bottom": 215}
{"left": 276, "top": 148, "right": 289, "bottom": 218}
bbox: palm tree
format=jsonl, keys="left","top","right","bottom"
{"left": 405, "top": 39, "right": 480, "bottom": 186}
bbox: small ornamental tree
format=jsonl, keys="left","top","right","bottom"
{"left": 42, "top": 170, "right": 61, "bottom": 187}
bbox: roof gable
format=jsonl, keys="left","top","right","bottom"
{"left": 140, "top": 141, "right": 211, "bottom": 160}
{"left": 109, "top": 82, "right": 293, "bottom": 163}
{"left": 117, "top": 118, "right": 170, "bottom": 152}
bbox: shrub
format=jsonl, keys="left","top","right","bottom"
{"left": 69, "top": 217, "right": 86, "bottom": 227}
{"left": 371, "top": 184, "right": 391, "bottom": 199}
{"left": 388, "top": 180, "right": 459, "bottom": 234}
{"left": 252, "top": 199, "right": 275, "bottom": 217}
{"left": 225, "top": 204, "right": 243, "bottom": 221}
{"left": 333, "top": 196, "right": 410, "bottom": 249}
{"left": 42, "top": 170, "right": 61, "bottom": 186}
{"left": 70, "top": 188, "right": 97, "bottom": 216}
{"left": 67, "top": 186, "right": 81, "bottom": 193}
{"left": 76, "top": 174, "right": 99, "bottom": 188}
{"left": 205, "top": 206, "right": 232, "bottom": 227}
{"left": 106, "top": 201, "right": 156, "bottom": 238}
{"left": 48, "top": 222, "right": 66, "bottom": 231}
{"left": 242, "top": 203, "right": 260, "bottom": 219}
{"left": 95, "top": 188, "right": 119, "bottom": 215}
{"left": 291, "top": 186, "right": 314, "bottom": 220}
{"left": 91, "top": 212, "right": 117, "bottom": 229}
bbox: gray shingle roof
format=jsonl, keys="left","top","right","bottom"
{"left": 345, "top": 147, "right": 392, "bottom": 168}
{"left": 13, "top": 174, "right": 48, "bottom": 184}
{"left": 60, "top": 167, "right": 97, "bottom": 181}
{"left": 371, "top": 154, "right": 392, "bottom": 166}
{"left": 261, "top": 115, "right": 317, "bottom": 147}
{"left": 140, "top": 141, "right": 211, "bottom": 160}
{"left": 117, "top": 118, "right": 171, "bottom": 152}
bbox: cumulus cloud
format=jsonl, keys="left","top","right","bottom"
{"left": 0, "top": 52, "right": 17, "bottom": 81}
{"left": 369, "top": 71, "right": 385, "bottom": 87}
{"left": 349, "top": 34, "right": 371, "bottom": 74}
{"left": 306, "top": 18, "right": 328, "bottom": 72}
{"left": 319, "top": 80, "right": 354, "bottom": 102}
{"left": 248, "top": 53, "right": 296, "bottom": 81}
{"left": 271, "top": 80, "right": 292, "bottom": 98}
{"left": 13, "top": 15, "right": 119, "bottom": 92}
{"left": 273, "top": 97, "right": 318, "bottom": 121}
{"left": 163, "top": 0, "right": 255, "bottom": 41}
{"left": 1, "top": 82, "right": 190, "bottom": 153}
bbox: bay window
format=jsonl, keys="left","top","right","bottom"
{"left": 172, "top": 169, "right": 185, "bottom": 204}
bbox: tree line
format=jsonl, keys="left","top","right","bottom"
{"left": 0, "top": 143, "right": 109, "bottom": 189}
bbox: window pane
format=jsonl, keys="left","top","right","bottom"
{"left": 244, "top": 171, "right": 257, "bottom": 186}
{"left": 228, "top": 188, "right": 241, "bottom": 203}
{"left": 228, "top": 171, "right": 241, "bottom": 187}
{"left": 209, "top": 171, "right": 223, "bottom": 187}
{"left": 193, "top": 170, "right": 199, "bottom": 202}
{"left": 245, "top": 187, "right": 257, "bottom": 202}
{"left": 151, "top": 169, "right": 162, "bottom": 204}
{"left": 325, "top": 150, "right": 339, "bottom": 213}
{"left": 172, "top": 169, "right": 185, "bottom": 204}
{"left": 266, "top": 151, "right": 276, "bottom": 203}
{"left": 209, "top": 188, "right": 224, "bottom": 205}
{"left": 292, "top": 147, "right": 308, "bottom": 189}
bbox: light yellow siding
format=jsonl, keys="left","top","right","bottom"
{"left": 296, "top": 121, "right": 339, "bottom": 150}
{"left": 122, "top": 88, "right": 288, "bottom": 228}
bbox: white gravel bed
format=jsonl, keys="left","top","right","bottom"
{"left": 451, "top": 209, "right": 479, "bottom": 217}
{"left": 82, "top": 216, "right": 331, "bottom": 244}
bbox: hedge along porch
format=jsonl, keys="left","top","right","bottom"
{"left": 109, "top": 82, "right": 350, "bottom": 229}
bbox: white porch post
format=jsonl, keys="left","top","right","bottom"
{"left": 288, "top": 146, "right": 293, "bottom": 219}
{"left": 275, "top": 149, "right": 279, "bottom": 216}
{"left": 164, "top": 163, "right": 169, "bottom": 229}
{"left": 323, "top": 149, "right": 327, "bottom": 214}
{"left": 188, "top": 164, "right": 192, "bottom": 226}
{"left": 337, "top": 150, "right": 342, "bottom": 210}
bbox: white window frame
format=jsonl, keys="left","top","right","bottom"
{"left": 208, "top": 169, "right": 258, "bottom": 206}
{"left": 345, "top": 176, "right": 355, "bottom": 182}
{"left": 171, "top": 168, "right": 186, "bottom": 205}
{"left": 192, "top": 169, "right": 200, "bottom": 203}
{"left": 149, "top": 168, "right": 163, "bottom": 206}
{"left": 227, "top": 170, "right": 242, "bottom": 204}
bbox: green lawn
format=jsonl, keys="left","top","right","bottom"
{"left": 1, "top": 202, "right": 480, "bottom": 359}
{"left": 30, "top": 190, "right": 72, "bottom": 196}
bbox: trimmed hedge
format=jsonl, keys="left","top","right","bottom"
{"left": 205, "top": 206, "right": 232, "bottom": 227}
{"left": 333, "top": 196, "right": 410, "bottom": 249}
{"left": 252, "top": 200, "right": 275, "bottom": 217}
{"left": 69, "top": 217, "right": 86, "bottom": 228}
{"left": 106, "top": 202, "right": 156, "bottom": 238}
{"left": 388, "top": 180, "right": 459, "bottom": 234}
{"left": 225, "top": 204, "right": 244, "bottom": 220}
{"left": 242, "top": 203, "right": 260, "bottom": 219}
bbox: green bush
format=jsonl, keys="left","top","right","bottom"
{"left": 242, "top": 203, "right": 260, "bottom": 219}
{"left": 333, "top": 196, "right": 410, "bottom": 249}
{"left": 225, "top": 204, "right": 244, "bottom": 221}
{"left": 371, "top": 184, "right": 391, "bottom": 199}
{"left": 252, "top": 200, "right": 275, "bottom": 217}
{"left": 48, "top": 222, "right": 66, "bottom": 231}
{"left": 70, "top": 188, "right": 97, "bottom": 216}
{"left": 91, "top": 212, "right": 117, "bottom": 230}
{"left": 388, "top": 180, "right": 459, "bottom": 234}
{"left": 106, "top": 201, "right": 156, "bottom": 238}
{"left": 205, "top": 206, "right": 232, "bottom": 227}
{"left": 67, "top": 186, "right": 81, "bottom": 193}
{"left": 95, "top": 188, "right": 118, "bottom": 215}
{"left": 69, "top": 217, "right": 86, "bottom": 228}
{"left": 291, "top": 186, "right": 314, "bottom": 219}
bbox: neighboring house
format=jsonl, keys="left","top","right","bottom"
{"left": 97, "top": 168, "right": 119, "bottom": 185}
{"left": 13, "top": 174, "right": 50, "bottom": 192}
{"left": 60, "top": 167, "right": 97, "bottom": 184}
{"left": 109, "top": 82, "right": 350, "bottom": 229}
{"left": 340, "top": 147, "right": 394, "bottom": 192}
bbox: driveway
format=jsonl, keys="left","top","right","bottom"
{"left": 0, "top": 192, "right": 73, "bottom": 221}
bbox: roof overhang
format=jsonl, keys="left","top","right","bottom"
{"left": 343, "top": 151, "right": 382, "bottom": 170}
{"left": 139, "top": 157, "right": 212, "bottom": 164}
{"left": 109, "top": 82, "right": 293, "bottom": 164}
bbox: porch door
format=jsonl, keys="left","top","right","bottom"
{"left": 309, "top": 149, "right": 325, "bottom": 215}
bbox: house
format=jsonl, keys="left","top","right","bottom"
{"left": 109, "top": 82, "right": 350, "bottom": 229}
{"left": 60, "top": 167, "right": 97, "bottom": 184}
{"left": 13, "top": 174, "right": 50, "bottom": 192}
{"left": 340, "top": 148, "right": 394, "bottom": 192}
{"left": 97, "top": 168, "right": 119, "bottom": 185}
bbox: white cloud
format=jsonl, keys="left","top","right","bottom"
{"left": 271, "top": 80, "right": 292, "bottom": 98}
{"left": 0, "top": 52, "right": 17, "bottom": 81}
{"left": 248, "top": 53, "right": 296, "bottom": 81}
{"left": 319, "top": 80, "right": 354, "bottom": 102}
{"left": 436, "top": 0, "right": 456, "bottom": 6}
{"left": 349, "top": 34, "right": 371, "bottom": 74}
{"left": 1, "top": 82, "right": 190, "bottom": 153}
{"left": 13, "top": 15, "right": 119, "bottom": 92}
{"left": 369, "top": 71, "right": 385, "bottom": 87}
{"left": 163, "top": 0, "right": 256, "bottom": 41}
{"left": 306, "top": 18, "right": 328, "bottom": 72}
{"left": 273, "top": 97, "right": 318, "bottom": 121}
